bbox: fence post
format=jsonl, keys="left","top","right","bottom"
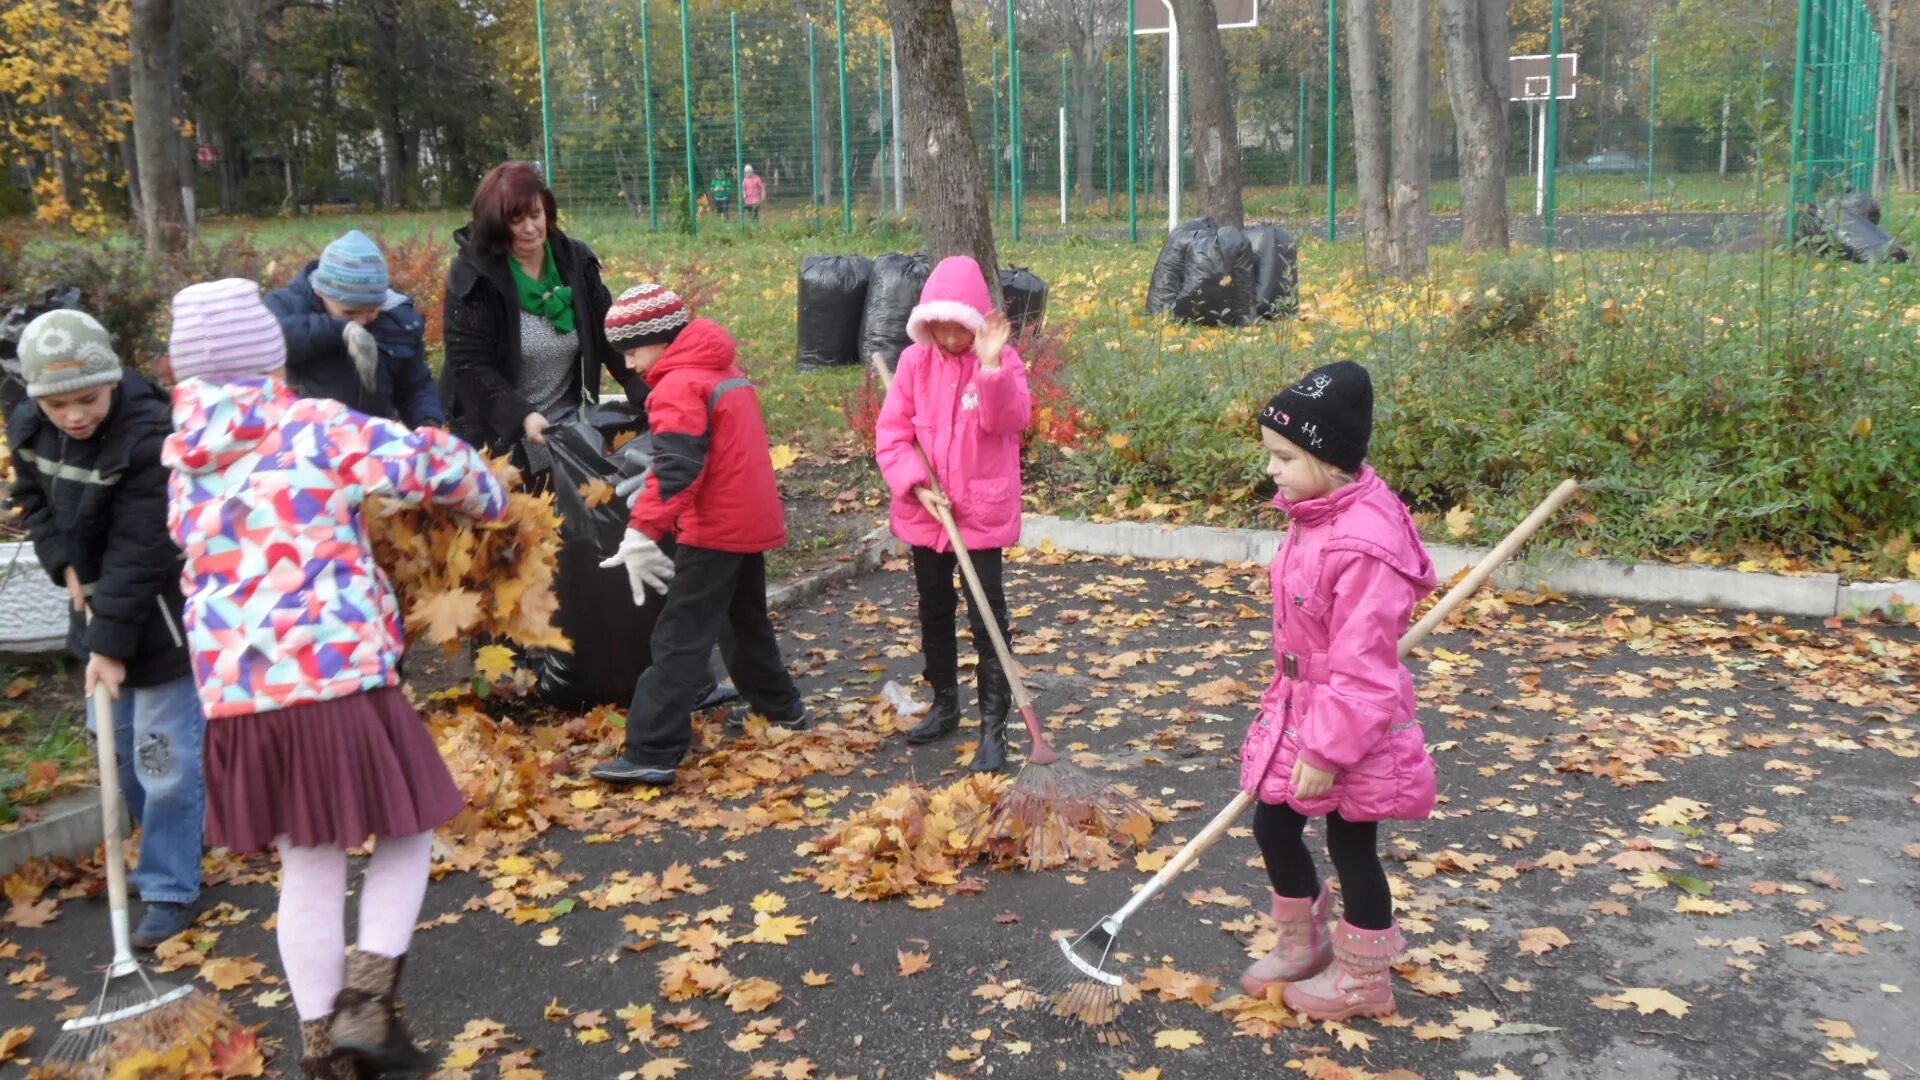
{"left": 1008, "top": 0, "right": 1022, "bottom": 242}
{"left": 891, "top": 33, "right": 904, "bottom": 215}
{"left": 679, "top": 0, "right": 697, "bottom": 237}
{"left": 1543, "top": 0, "right": 1563, "bottom": 247}
{"left": 877, "top": 39, "right": 887, "bottom": 213}
{"left": 809, "top": 22, "right": 821, "bottom": 208}
{"left": 1297, "top": 72, "right": 1307, "bottom": 186}
{"left": 642, "top": 0, "right": 659, "bottom": 228}
{"left": 1647, "top": 50, "right": 1657, "bottom": 202}
{"left": 1325, "top": 0, "right": 1338, "bottom": 242}
{"left": 1788, "top": 0, "right": 1813, "bottom": 236}
{"left": 836, "top": 0, "right": 852, "bottom": 233}
{"left": 731, "top": 12, "right": 744, "bottom": 224}
{"left": 993, "top": 48, "right": 1003, "bottom": 218}
{"left": 1126, "top": 0, "right": 1138, "bottom": 242}
{"left": 1061, "top": 52, "right": 1069, "bottom": 224}
{"left": 536, "top": 0, "right": 554, "bottom": 184}
{"left": 1105, "top": 57, "right": 1113, "bottom": 210}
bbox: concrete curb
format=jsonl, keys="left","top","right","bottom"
{"left": 767, "top": 525, "right": 896, "bottom": 614}
{"left": 1016, "top": 515, "right": 1919, "bottom": 620}
{"left": 0, "top": 789, "right": 113, "bottom": 877}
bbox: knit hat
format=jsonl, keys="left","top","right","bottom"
{"left": 604, "top": 283, "right": 691, "bottom": 349}
{"left": 168, "top": 278, "right": 288, "bottom": 385}
{"left": 1258, "top": 360, "right": 1373, "bottom": 473}
{"left": 19, "top": 309, "right": 122, "bottom": 399}
{"left": 311, "top": 229, "right": 390, "bottom": 308}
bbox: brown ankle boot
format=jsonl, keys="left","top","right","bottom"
{"left": 329, "top": 950, "right": 434, "bottom": 1075}
{"left": 299, "top": 1015, "right": 362, "bottom": 1079}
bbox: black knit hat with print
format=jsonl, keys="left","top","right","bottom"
{"left": 1257, "top": 360, "right": 1373, "bottom": 473}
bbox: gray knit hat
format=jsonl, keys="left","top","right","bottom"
{"left": 20, "top": 309, "right": 122, "bottom": 399}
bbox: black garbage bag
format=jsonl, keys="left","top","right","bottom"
{"left": 1838, "top": 191, "right": 1881, "bottom": 225}
{"left": 528, "top": 424, "right": 661, "bottom": 711}
{"left": 999, "top": 266, "right": 1049, "bottom": 336}
{"left": 0, "top": 286, "right": 84, "bottom": 420}
{"left": 858, "top": 252, "right": 933, "bottom": 367}
{"left": 1245, "top": 223, "right": 1299, "bottom": 320}
{"left": 1145, "top": 218, "right": 1258, "bottom": 326}
{"left": 1798, "top": 196, "right": 1910, "bottom": 263}
{"left": 796, "top": 255, "right": 872, "bottom": 370}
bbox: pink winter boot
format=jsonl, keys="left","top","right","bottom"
{"left": 1282, "top": 918, "right": 1404, "bottom": 1020}
{"left": 1239, "top": 883, "right": 1333, "bottom": 995}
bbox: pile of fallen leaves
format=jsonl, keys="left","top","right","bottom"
{"left": 365, "top": 456, "right": 569, "bottom": 652}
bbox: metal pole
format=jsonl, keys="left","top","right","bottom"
{"left": 1008, "top": 0, "right": 1022, "bottom": 242}
{"left": 877, "top": 40, "right": 887, "bottom": 213}
{"left": 836, "top": 0, "right": 852, "bottom": 233}
{"left": 536, "top": 0, "right": 554, "bottom": 181}
{"left": 731, "top": 12, "right": 744, "bottom": 225}
{"left": 1126, "top": 0, "right": 1138, "bottom": 240}
{"left": 1297, "top": 72, "right": 1307, "bottom": 186}
{"left": 1061, "top": 52, "right": 1070, "bottom": 222}
{"left": 679, "top": 0, "right": 697, "bottom": 237}
{"left": 993, "top": 47, "right": 1003, "bottom": 217}
{"left": 1167, "top": 5, "right": 1180, "bottom": 231}
{"left": 1788, "top": 0, "right": 1813, "bottom": 236}
{"left": 1106, "top": 57, "right": 1114, "bottom": 208}
{"left": 1647, "top": 50, "right": 1657, "bottom": 202}
{"left": 1543, "top": 0, "right": 1563, "bottom": 247}
{"left": 642, "top": 0, "right": 659, "bottom": 228}
{"left": 809, "top": 22, "right": 821, "bottom": 208}
{"left": 892, "top": 33, "right": 905, "bottom": 215}
{"left": 1326, "top": 0, "right": 1338, "bottom": 242}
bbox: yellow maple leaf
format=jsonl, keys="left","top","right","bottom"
{"left": 617, "top": 1002, "right": 655, "bottom": 1042}
{"left": 1334, "top": 1024, "right": 1373, "bottom": 1051}
{"left": 639, "top": 1058, "right": 689, "bottom": 1080}
{"left": 727, "top": 1031, "right": 767, "bottom": 1053}
{"left": 1824, "top": 1042, "right": 1879, "bottom": 1065}
{"left": 1445, "top": 504, "right": 1476, "bottom": 539}
{"left": 198, "top": 956, "right": 267, "bottom": 991}
{"left": 1153, "top": 1028, "right": 1204, "bottom": 1050}
{"left": 1119, "top": 1069, "right": 1161, "bottom": 1080}
{"left": 578, "top": 477, "right": 616, "bottom": 508}
{"left": 750, "top": 891, "right": 788, "bottom": 914}
{"left": 768, "top": 444, "right": 800, "bottom": 471}
{"left": 1517, "top": 926, "right": 1571, "bottom": 955}
{"left": 725, "top": 977, "right": 783, "bottom": 1013}
{"left": 897, "top": 949, "right": 933, "bottom": 977}
{"left": 801, "top": 970, "right": 832, "bottom": 987}
{"left": 0, "top": 1027, "right": 32, "bottom": 1064}
{"left": 474, "top": 644, "right": 518, "bottom": 683}
{"left": 748, "top": 913, "right": 809, "bottom": 945}
{"left": 1610, "top": 986, "right": 1690, "bottom": 1017}
{"left": 577, "top": 1027, "right": 611, "bottom": 1044}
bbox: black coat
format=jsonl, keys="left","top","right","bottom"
{"left": 263, "top": 262, "right": 446, "bottom": 428}
{"left": 440, "top": 226, "right": 646, "bottom": 453}
{"left": 5, "top": 371, "right": 191, "bottom": 688}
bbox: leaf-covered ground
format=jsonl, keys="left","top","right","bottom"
{"left": 1, "top": 549, "right": 1916, "bottom": 1080}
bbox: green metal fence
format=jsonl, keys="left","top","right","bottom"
{"left": 1788, "top": 0, "right": 1884, "bottom": 234}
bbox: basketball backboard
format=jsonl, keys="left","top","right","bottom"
{"left": 1134, "top": 0, "right": 1258, "bottom": 35}
{"left": 1509, "top": 53, "right": 1578, "bottom": 101}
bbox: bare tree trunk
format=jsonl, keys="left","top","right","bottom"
{"left": 129, "top": 0, "right": 188, "bottom": 256}
{"left": 1437, "top": 0, "right": 1509, "bottom": 250}
{"left": 112, "top": 65, "right": 143, "bottom": 228}
{"left": 1346, "top": 0, "right": 1390, "bottom": 265}
{"left": 1168, "top": 0, "right": 1244, "bottom": 225}
{"left": 1389, "top": 0, "right": 1431, "bottom": 275}
{"left": 885, "top": 0, "right": 1002, "bottom": 307}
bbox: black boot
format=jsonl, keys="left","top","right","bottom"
{"left": 972, "top": 651, "right": 1012, "bottom": 772}
{"left": 906, "top": 685, "right": 961, "bottom": 744}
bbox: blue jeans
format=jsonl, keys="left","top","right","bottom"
{"left": 86, "top": 675, "right": 207, "bottom": 904}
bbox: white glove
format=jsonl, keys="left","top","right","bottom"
{"left": 342, "top": 321, "right": 379, "bottom": 391}
{"left": 598, "top": 527, "right": 675, "bottom": 606}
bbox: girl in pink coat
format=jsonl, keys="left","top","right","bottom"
{"left": 874, "top": 256, "right": 1031, "bottom": 769}
{"left": 1237, "top": 360, "right": 1437, "bottom": 1021}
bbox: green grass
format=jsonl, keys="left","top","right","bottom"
{"left": 0, "top": 659, "right": 91, "bottom": 823}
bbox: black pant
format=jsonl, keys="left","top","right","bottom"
{"left": 911, "top": 545, "right": 1009, "bottom": 691}
{"left": 622, "top": 546, "right": 802, "bottom": 767}
{"left": 745, "top": 204, "right": 760, "bottom": 220}
{"left": 1252, "top": 801, "right": 1393, "bottom": 930}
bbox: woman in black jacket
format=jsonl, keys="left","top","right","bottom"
{"left": 441, "top": 161, "right": 645, "bottom": 454}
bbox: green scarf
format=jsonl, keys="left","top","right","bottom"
{"left": 508, "top": 242, "right": 576, "bottom": 334}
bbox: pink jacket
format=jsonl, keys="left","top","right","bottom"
{"left": 1238, "top": 467, "right": 1439, "bottom": 822}
{"left": 875, "top": 256, "right": 1032, "bottom": 552}
{"left": 742, "top": 174, "right": 766, "bottom": 207}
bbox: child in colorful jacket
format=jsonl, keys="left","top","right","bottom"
{"left": 590, "top": 283, "right": 806, "bottom": 788}
{"left": 874, "top": 256, "right": 1032, "bottom": 770}
{"left": 162, "top": 278, "right": 507, "bottom": 1078}
{"left": 1237, "top": 360, "right": 1437, "bottom": 1021}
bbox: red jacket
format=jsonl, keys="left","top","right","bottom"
{"left": 628, "top": 318, "right": 787, "bottom": 553}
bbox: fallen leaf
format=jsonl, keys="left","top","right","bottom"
{"left": 1517, "top": 926, "right": 1570, "bottom": 956}
{"left": 1153, "top": 1028, "right": 1204, "bottom": 1050}
{"left": 1608, "top": 987, "right": 1690, "bottom": 1018}
{"left": 640, "top": 1059, "right": 689, "bottom": 1080}
{"left": 897, "top": 950, "right": 932, "bottom": 977}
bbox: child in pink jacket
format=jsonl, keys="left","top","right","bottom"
{"left": 1236, "top": 360, "right": 1437, "bottom": 1021}
{"left": 874, "top": 255, "right": 1031, "bottom": 770}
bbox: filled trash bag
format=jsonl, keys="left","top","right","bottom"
{"left": 0, "top": 286, "right": 84, "bottom": 420}
{"left": 999, "top": 266, "right": 1049, "bottom": 336}
{"left": 858, "top": 252, "right": 933, "bottom": 367}
{"left": 796, "top": 255, "right": 873, "bottom": 370}
{"left": 1798, "top": 195, "right": 1910, "bottom": 263}
{"left": 528, "top": 423, "right": 661, "bottom": 711}
{"left": 1145, "top": 218, "right": 1258, "bottom": 326}
{"left": 1245, "top": 223, "right": 1300, "bottom": 320}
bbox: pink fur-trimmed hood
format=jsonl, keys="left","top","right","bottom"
{"left": 905, "top": 256, "right": 992, "bottom": 347}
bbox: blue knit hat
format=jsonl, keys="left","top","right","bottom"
{"left": 311, "top": 230, "right": 389, "bottom": 308}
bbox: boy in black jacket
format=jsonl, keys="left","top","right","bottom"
{"left": 6, "top": 309, "right": 206, "bottom": 947}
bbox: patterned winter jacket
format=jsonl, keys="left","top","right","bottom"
{"left": 163, "top": 377, "right": 507, "bottom": 719}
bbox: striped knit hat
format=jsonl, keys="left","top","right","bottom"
{"left": 168, "top": 279, "right": 288, "bottom": 385}
{"left": 604, "top": 283, "right": 690, "bottom": 349}
{"left": 310, "top": 229, "right": 389, "bottom": 308}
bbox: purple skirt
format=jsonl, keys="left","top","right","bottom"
{"left": 204, "top": 687, "right": 465, "bottom": 854}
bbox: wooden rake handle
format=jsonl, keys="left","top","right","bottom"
{"left": 82, "top": 606, "right": 141, "bottom": 975}
{"left": 869, "top": 353, "right": 1059, "bottom": 765}
{"left": 1111, "top": 479, "right": 1582, "bottom": 925}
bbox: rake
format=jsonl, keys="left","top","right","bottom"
{"left": 36, "top": 675, "right": 242, "bottom": 1078}
{"left": 869, "top": 352, "right": 1143, "bottom": 870}
{"left": 1046, "top": 479, "right": 1581, "bottom": 1024}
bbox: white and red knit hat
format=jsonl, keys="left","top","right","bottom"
{"left": 168, "top": 278, "right": 287, "bottom": 385}
{"left": 605, "top": 283, "right": 691, "bottom": 349}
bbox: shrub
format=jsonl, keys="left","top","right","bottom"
{"left": 1447, "top": 252, "right": 1552, "bottom": 349}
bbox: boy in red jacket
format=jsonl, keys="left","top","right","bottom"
{"left": 591, "top": 284, "right": 806, "bottom": 787}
